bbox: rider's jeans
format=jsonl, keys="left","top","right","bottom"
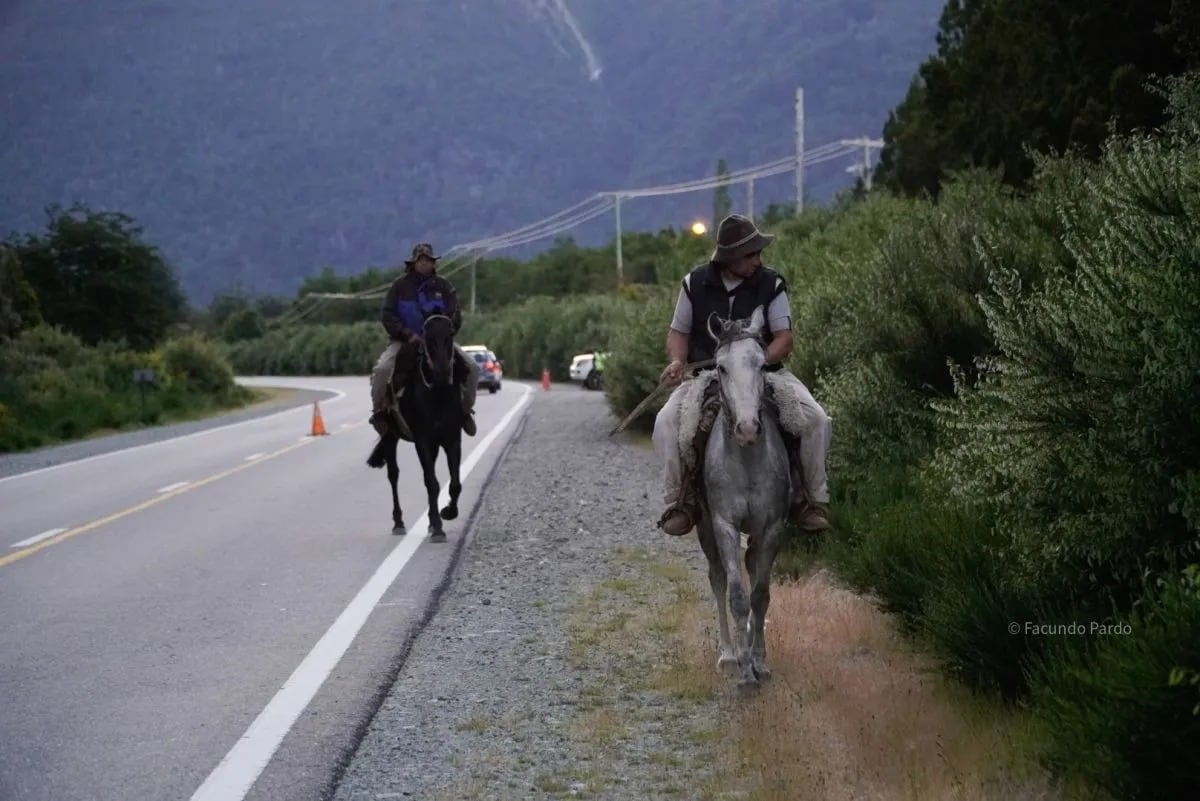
{"left": 652, "top": 385, "right": 689, "bottom": 504}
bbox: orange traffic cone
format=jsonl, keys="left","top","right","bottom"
{"left": 540, "top": 368, "right": 551, "bottom": 391}
{"left": 310, "top": 401, "right": 328, "bottom": 436}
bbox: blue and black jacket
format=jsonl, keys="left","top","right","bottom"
{"left": 381, "top": 271, "right": 463, "bottom": 342}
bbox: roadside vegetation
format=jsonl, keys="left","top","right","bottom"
{"left": 0, "top": 209, "right": 258, "bottom": 452}
{"left": 5, "top": 1, "right": 1198, "bottom": 793}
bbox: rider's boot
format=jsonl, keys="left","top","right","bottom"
{"left": 461, "top": 408, "right": 477, "bottom": 437}
{"left": 657, "top": 481, "right": 696, "bottom": 536}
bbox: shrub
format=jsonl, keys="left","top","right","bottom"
{"left": 1027, "top": 568, "right": 1200, "bottom": 799}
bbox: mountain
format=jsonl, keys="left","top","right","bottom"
{"left": 0, "top": 0, "right": 944, "bottom": 303}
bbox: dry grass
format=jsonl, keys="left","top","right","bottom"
{"left": 687, "top": 567, "right": 1059, "bottom": 801}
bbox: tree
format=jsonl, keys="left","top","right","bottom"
{"left": 221, "top": 307, "right": 267, "bottom": 342}
{"left": 712, "top": 158, "right": 732, "bottom": 231}
{"left": 7, "top": 205, "right": 186, "bottom": 350}
{"left": 0, "top": 245, "right": 41, "bottom": 340}
{"left": 876, "top": 0, "right": 1192, "bottom": 196}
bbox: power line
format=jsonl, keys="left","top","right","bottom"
{"left": 301, "top": 137, "right": 869, "bottom": 303}
{"left": 454, "top": 140, "right": 856, "bottom": 255}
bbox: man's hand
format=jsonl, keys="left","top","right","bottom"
{"left": 660, "top": 359, "right": 685, "bottom": 387}
{"left": 407, "top": 332, "right": 423, "bottom": 346}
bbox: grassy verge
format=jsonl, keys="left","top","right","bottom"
{"left": 501, "top": 532, "right": 1058, "bottom": 800}
{"left": 710, "top": 567, "right": 1058, "bottom": 800}
{"left": 556, "top": 544, "right": 736, "bottom": 799}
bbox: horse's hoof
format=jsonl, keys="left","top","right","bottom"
{"left": 752, "top": 662, "right": 773, "bottom": 680}
{"left": 429, "top": 529, "right": 447, "bottom": 543}
{"left": 439, "top": 505, "right": 458, "bottom": 521}
{"left": 392, "top": 524, "right": 406, "bottom": 536}
{"left": 716, "top": 652, "right": 738, "bottom": 669}
{"left": 737, "top": 674, "right": 761, "bottom": 690}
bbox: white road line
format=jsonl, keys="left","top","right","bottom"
{"left": 11, "top": 527, "right": 67, "bottom": 548}
{"left": 189, "top": 386, "right": 532, "bottom": 801}
{"left": 156, "top": 481, "right": 191, "bottom": 494}
{"left": 244, "top": 453, "right": 265, "bottom": 462}
{"left": 0, "top": 384, "right": 347, "bottom": 486}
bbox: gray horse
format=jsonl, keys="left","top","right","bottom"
{"left": 696, "top": 306, "right": 792, "bottom": 687}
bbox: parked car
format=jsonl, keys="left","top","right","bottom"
{"left": 568, "top": 351, "right": 608, "bottom": 390}
{"left": 462, "top": 345, "right": 503, "bottom": 393}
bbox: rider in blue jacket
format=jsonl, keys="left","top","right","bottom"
{"left": 369, "top": 243, "right": 479, "bottom": 438}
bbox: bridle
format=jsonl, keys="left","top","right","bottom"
{"left": 418, "top": 314, "right": 454, "bottom": 387}
{"left": 714, "top": 330, "right": 768, "bottom": 430}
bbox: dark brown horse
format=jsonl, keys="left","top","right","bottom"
{"left": 366, "top": 314, "right": 464, "bottom": 542}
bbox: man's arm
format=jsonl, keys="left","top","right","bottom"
{"left": 660, "top": 286, "right": 693, "bottom": 386}
{"left": 765, "top": 329, "right": 793, "bottom": 365}
{"left": 381, "top": 279, "right": 412, "bottom": 341}
{"left": 667, "top": 327, "right": 689, "bottom": 364}
{"left": 763, "top": 287, "right": 793, "bottom": 365}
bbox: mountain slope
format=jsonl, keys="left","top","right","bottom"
{"left": 0, "top": 0, "right": 943, "bottom": 302}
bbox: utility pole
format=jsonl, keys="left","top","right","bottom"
{"left": 470, "top": 258, "right": 477, "bottom": 314}
{"left": 614, "top": 193, "right": 624, "bottom": 287}
{"left": 746, "top": 178, "right": 755, "bottom": 222}
{"left": 839, "top": 137, "right": 885, "bottom": 190}
{"left": 794, "top": 86, "right": 804, "bottom": 215}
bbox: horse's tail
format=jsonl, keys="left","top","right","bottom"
{"left": 366, "top": 438, "right": 388, "bottom": 469}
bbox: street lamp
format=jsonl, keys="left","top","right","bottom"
{"left": 690, "top": 221, "right": 708, "bottom": 236}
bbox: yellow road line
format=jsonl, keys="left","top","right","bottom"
{"left": 1, "top": 438, "right": 316, "bottom": 569}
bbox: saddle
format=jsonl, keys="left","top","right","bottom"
{"left": 673, "top": 371, "right": 803, "bottom": 524}
{"left": 384, "top": 342, "right": 469, "bottom": 443}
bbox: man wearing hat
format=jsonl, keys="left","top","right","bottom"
{"left": 369, "top": 242, "right": 479, "bottom": 438}
{"left": 652, "top": 214, "right": 833, "bottom": 535}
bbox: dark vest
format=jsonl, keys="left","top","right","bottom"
{"left": 682, "top": 262, "right": 787, "bottom": 371}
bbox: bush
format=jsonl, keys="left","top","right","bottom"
{"left": 224, "top": 322, "right": 382, "bottom": 376}
{"left": 933, "top": 112, "right": 1200, "bottom": 606}
{"left": 159, "top": 335, "right": 240, "bottom": 398}
{"left": 0, "top": 325, "right": 252, "bottom": 451}
{"left": 459, "top": 292, "right": 640, "bottom": 380}
{"left": 600, "top": 286, "right": 678, "bottom": 431}
{"left": 1027, "top": 568, "right": 1200, "bottom": 799}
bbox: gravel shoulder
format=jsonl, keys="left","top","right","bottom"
{"left": 333, "top": 388, "right": 744, "bottom": 801}
{"left": 0, "top": 384, "right": 334, "bottom": 479}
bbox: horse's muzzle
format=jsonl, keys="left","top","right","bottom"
{"left": 734, "top": 417, "right": 762, "bottom": 446}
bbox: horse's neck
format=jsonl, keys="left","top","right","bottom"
{"left": 400, "top": 366, "right": 454, "bottom": 416}
{"left": 710, "top": 409, "right": 785, "bottom": 475}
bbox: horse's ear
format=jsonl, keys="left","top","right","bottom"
{"left": 706, "top": 312, "right": 725, "bottom": 344}
{"left": 747, "top": 306, "right": 765, "bottom": 334}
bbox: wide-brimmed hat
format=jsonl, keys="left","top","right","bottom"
{"left": 404, "top": 242, "right": 440, "bottom": 266}
{"left": 710, "top": 214, "right": 775, "bottom": 263}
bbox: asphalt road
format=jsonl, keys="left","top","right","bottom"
{"left": 0, "top": 376, "right": 533, "bottom": 801}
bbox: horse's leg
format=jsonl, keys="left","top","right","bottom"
{"left": 697, "top": 519, "right": 735, "bottom": 668}
{"left": 438, "top": 435, "right": 462, "bottom": 521}
{"left": 747, "top": 520, "right": 784, "bottom": 680}
{"left": 711, "top": 514, "right": 756, "bottom": 686}
{"left": 386, "top": 436, "right": 405, "bottom": 536}
{"left": 415, "top": 440, "right": 445, "bottom": 542}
